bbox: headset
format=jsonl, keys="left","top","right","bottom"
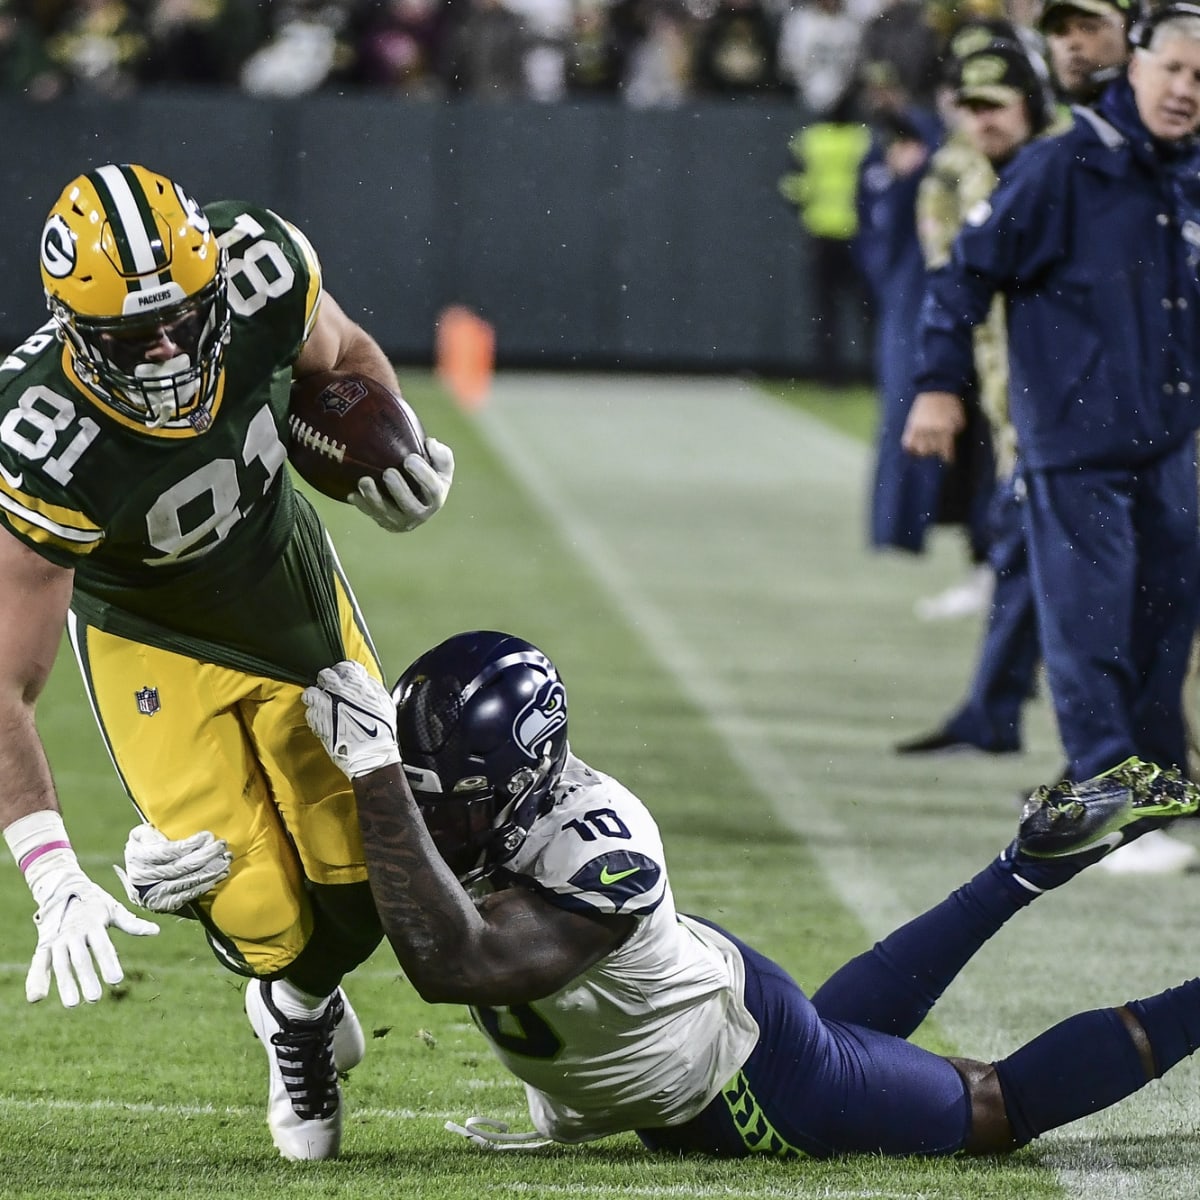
{"left": 1129, "top": 1, "right": 1200, "bottom": 49}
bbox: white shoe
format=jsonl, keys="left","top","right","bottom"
{"left": 915, "top": 566, "right": 993, "bottom": 621}
{"left": 245, "top": 979, "right": 344, "bottom": 1161}
{"left": 332, "top": 987, "right": 365, "bottom": 1073}
{"left": 1096, "top": 828, "right": 1199, "bottom": 876}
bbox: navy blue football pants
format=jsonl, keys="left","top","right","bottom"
{"left": 1020, "top": 443, "right": 1200, "bottom": 779}
{"left": 944, "top": 472, "right": 1040, "bottom": 753}
{"left": 637, "top": 922, "right": 970, "bottom": 1158}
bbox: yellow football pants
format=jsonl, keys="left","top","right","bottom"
{"left": 69, "top": 576, "right": 382, "bottom": 977}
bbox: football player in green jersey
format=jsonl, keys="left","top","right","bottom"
{"left": 0, "top": 163, "right": 455, "bottom": 1161}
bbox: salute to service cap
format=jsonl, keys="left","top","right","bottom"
{"left": 1038, "top": 0, "right": 1135, "bottom": 33}
{"left": 954, "top": 41, "right": 1042, "bottom": 108}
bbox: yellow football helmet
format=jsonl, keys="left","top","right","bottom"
{"left": 39, "top": 163, "right": 230, "bottom": 431}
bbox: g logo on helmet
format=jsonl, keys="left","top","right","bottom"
{"left": 173, "top": 183, "right": 211, "bottom": 235}
{"left": 40, "top": 214, "right": 76, "bottom": 279}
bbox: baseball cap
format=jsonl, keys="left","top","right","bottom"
{"left": 1038, "top": 0, "right": 1134, "bottom": 33}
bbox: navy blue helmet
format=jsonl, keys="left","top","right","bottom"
{"left": 392, "top": 631, "right": 569, "bottom": 881}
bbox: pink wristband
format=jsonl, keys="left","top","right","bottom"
{"left": 18, "top": 840, "right": 72, "bottom": 874}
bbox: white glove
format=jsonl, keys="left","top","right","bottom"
{"left": 302, "top": 660, "right": 402, "bottom": 779}
{"left": 114, "top": 825, "right": 232, "bottom": 914}
{"left": 349, "top": 437, "right": 455, "bottom": 532}
{"left": 26, "top": 858, "right": 159, "bottom": 1007}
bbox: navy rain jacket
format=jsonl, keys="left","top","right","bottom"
{"left": 915, "top": 77, "right": 1200, "bottom": 471}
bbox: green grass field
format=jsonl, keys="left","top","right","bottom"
{"left": 1, "top": 372, "right": 1198, "bottom": 1199}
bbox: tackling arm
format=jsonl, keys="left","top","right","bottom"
{"left": 301, "top": 659, "right": 632, "bottom": 1005}
{"left": 354, "top": 763, "right": 634, "bottom": 1006}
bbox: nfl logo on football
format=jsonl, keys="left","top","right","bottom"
{"left": 320, "top": 378, "right": 366, "bottom": 415}
{"left": 135, "top": 686, "right": 161, "bottom": 716}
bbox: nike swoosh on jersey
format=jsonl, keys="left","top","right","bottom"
{"left": 0, "top": 463, "right": 24, "bottom": 489}
{"left": 599, "top": 865, "right": 640, "bottom": 885}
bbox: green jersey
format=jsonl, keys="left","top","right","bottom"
{"left": 0, "top": 202, "right": 355, "bottom": 685}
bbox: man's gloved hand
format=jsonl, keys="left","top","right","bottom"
{"left": 114, "top": 824, "right": 232, "bottom": 914}
{"left": 26, "top": 860, "right": 159, "bottom": 1007}
{"left": 302, "top": 660, "right": 402, "bottom": 779}
{"left": 349, "top": 437, "right": 455, "bottom": 532}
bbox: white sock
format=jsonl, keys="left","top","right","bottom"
{"left": 270, "top": 978, "right": 333, "bottom": 1021}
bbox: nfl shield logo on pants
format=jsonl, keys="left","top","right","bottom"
{"left": 135, "top": 686, "right": 160, "bottom": 716}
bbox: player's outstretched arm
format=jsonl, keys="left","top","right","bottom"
{"left": 303, "top": 662, "right": 630, "bottom": 1006}
{"left": 0, "top": 529, "right": 158, "bottom": 1006}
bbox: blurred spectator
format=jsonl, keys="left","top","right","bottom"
{"left": 565, "top": 0, "right": 623, "bottom": 93}
{"left": 505, "top": 0, "right": 570, "bottom": 98}
{"left": 779, "top": 93, "right": 872, "bottom": 384}
{"left": 857, "top": 0, "right": 942, "bottom": 109}
{"left": 353, "top": 0, "right": 447, "bottom": 95}
{"left": 777, "top": 0, "right": 863, "bottom": 118}
{"left": 442, "top": 0, "right": 527, "bottom": 97}
{"left": 622, "top": 0, "right": 693, "bottom": 106}
{"left": 854, "top": 61, "right": 986, "bottom": 570}
{"left": 44, "top": 0, "right": 146, "bottom": 97}
{"left": 140, "top": 0, "right": 265, "bottom": 85}
{"left": 0, "top": 1, "right": 63, "bottom": 97}
{"left": 692, "top": 0, "right": 783, "bottom": 94}
{"left": 239, "top": 0, "right": 354, "bottom": 97}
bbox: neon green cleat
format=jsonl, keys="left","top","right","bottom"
{"left": 1018, "top": 757, "right": 1199, "bottom": 863}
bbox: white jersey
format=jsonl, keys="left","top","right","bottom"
{"left": 470, "top": 753, "right": 760, "bottom": 1143}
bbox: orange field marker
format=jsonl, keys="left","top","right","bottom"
{"left": 435, "top": 306, "right": 495, "bottom": 410}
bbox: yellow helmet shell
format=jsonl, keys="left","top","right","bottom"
{"left": 39, "top": 164, "right": 229, "bottom": 432}
{"left": 40, "top": 163, "right": 218, "bottom": 318}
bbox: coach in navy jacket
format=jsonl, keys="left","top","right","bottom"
{"left": 907, "top": 12, "right": 1200, "bottom": 782}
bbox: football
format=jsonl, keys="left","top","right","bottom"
{"left": 287, "top": 371, "right": 429, "bottom": 503}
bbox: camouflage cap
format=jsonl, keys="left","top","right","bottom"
{"left": 1038, "top": 0, "right": 1135, "bottom": 33}
{"left": 954, "top": 40, "right": 1044, "bottom": 108}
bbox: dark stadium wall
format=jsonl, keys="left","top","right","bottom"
{"left": 0, "top": 94, "right": 863, "bottom": 377}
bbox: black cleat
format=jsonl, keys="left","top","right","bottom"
{"left": 894, "top": 728, "right": 1019, "bottom": 757}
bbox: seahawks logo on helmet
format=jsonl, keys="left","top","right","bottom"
{"left": 40, "top": 215, "right": 76, "bottom": 279}
{"left": 513, "top": 678, "right": 567, "bottom": 760}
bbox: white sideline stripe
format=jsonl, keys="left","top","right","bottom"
{"left": 492, "top": 1187, "right": 924, "bottom": 1200}
{"left": 474, "top": 379, "right": 908, "bottom": 935}
{"left": 0, "top": 1094, "right": 510, "bottom": 1122}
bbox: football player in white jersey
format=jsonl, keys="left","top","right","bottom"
{"left": 133, "top": 631, "right": 1200, "bottom": 1159}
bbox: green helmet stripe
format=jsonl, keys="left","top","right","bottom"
{"left": 90, "top": 165, "right": 170, "bottom": 290}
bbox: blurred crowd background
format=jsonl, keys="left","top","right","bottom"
{"left": 0, "top": 0, "right": 1033, "bottom": 110}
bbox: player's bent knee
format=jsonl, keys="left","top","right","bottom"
{"left": 205, "top": 860, "right": 310, "bottom": 971}
{"left": 947, "top": 1056, "right": 1018, "bottom": 1155}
